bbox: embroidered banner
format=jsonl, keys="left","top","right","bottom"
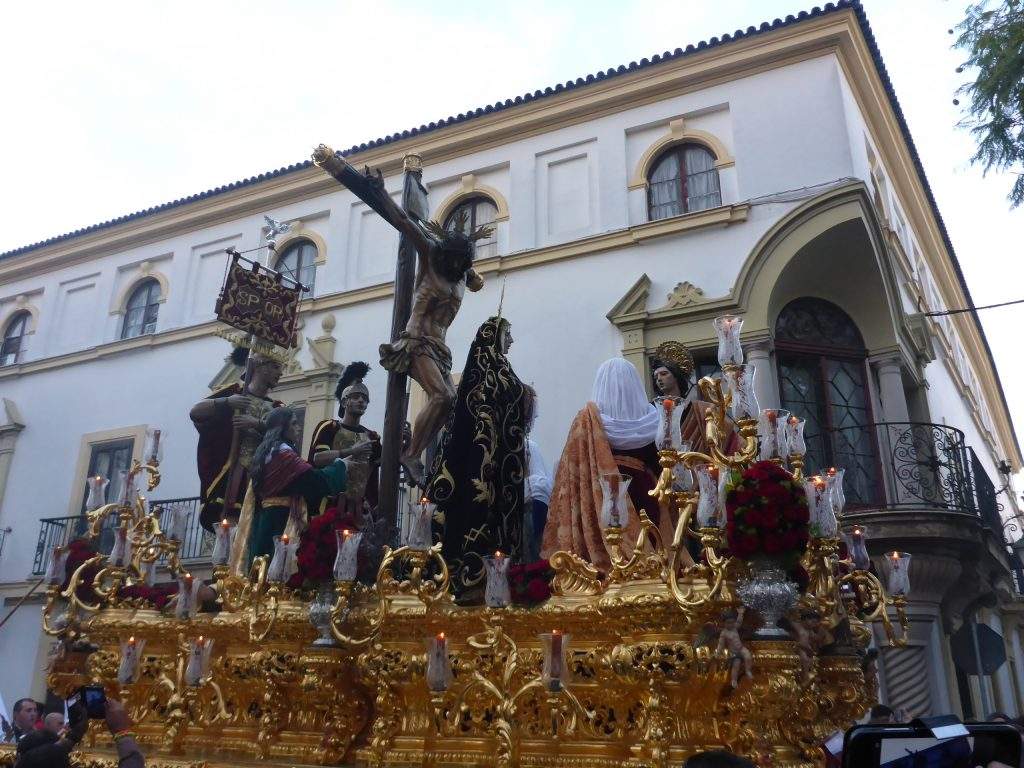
{"left": 215, "top": 253, "right": 302, "bottom": 348}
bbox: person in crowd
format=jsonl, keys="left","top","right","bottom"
{"left": 868, "top": 704, "right": 895, "bottom": 724}
{"left": 42, "top": 713, "right": 64, "bottom": 737}
{"left": 13, "top": 700, "right": 85, "bottom": 768}
{"left": 542, "top": 358, "right": 664, "bottom": 572}
{"left": 229, "top": 407, "right": 348, "bottom": 568}
{"left": 522, "top": 384, "right": 552, "bottom": 562}
{"left": 682, "top": 750, "right": 756, "bottom": 768}
{"left": 3, "top": 699, "right": 39, "bottom": 743}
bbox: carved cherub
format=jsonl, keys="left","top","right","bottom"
{"left": 789, "top": 609, "right": 830, "bottom": 683}
{"left": 717, "top": 607, "right": 754, "bottom": 688}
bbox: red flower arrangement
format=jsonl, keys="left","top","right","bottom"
{"left": 119, "top": 582, "right": 178, "bottom": 610}
{"left": 287, "top": 507, "right": 350, "bottom": 590}
{"left": 509, "top": 560, "right": 554, "bottom": 605}
{"left": 725, "top": 461, "right": 809, "bottom": 567}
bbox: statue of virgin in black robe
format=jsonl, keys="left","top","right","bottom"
{"left": 425, "top": 316, "right": 526, "bottom": 599}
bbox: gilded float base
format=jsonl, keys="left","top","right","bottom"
{"left": 31, "top": 587, "right": 874, "bottom": 768}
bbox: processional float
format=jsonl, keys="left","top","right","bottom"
{"left": 25, "top": 305, "right": 914, "bottom": 768}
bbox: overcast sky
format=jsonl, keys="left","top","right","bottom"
{"left": 2, "top": 0, "right": 1021, "bottom": 463}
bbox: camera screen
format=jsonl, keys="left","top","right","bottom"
{"left": 880, "top": 736, "right": 974, "bottom": 766}
{"left": 879, "top": 732, "right": 1020, "bottom": 768}
{"left": 83, "top": 688, "right": 104, "bottom": 706}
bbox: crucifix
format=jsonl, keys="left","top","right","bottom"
{"left": 312, "top": 145, "right": 493, "bottom": 530}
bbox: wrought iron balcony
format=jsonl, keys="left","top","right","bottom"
{"left": 31, "top": 496, "right": 212, "bottom": 575}
{"left": 824, "top": 421, "right": 976, "bottom": 513}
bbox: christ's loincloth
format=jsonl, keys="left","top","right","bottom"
{"left": 379, "top": 332, "right": 453, "bottom": 376}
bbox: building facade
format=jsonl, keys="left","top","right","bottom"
{"left": 1, "top": 1, "right": 1021, "bottom": 722}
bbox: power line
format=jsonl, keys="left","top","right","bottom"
{"left": 925, "top": 298, "right": 1024, "bottom": 317}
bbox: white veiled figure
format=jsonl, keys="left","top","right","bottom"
{"left": 590, "top": 358, "right": 660, "bottom": 451}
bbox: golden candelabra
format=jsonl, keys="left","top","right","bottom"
{"left": 24, "top": 317, "right": 917, "bottom": 768}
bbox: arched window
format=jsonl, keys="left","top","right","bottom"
{"left": 121, "top": 279, "right": 161, "bottom": 339}
{"left": 647, "top": 144, "right": 721, "bottom": 221}
{"left": 444, "top": 196, "right": 498, "bottom": 260}
{"left": 1, "top": 311, "right": 30, "bottom": 366}
{"left": 275, "top": 239, "right": 317, "bottom": 295}
{"left": 775, "top": 297, "right": 880, "bottom": 505}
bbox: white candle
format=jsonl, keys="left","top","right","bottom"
{"left": 333, "top": 530, "right": 363, "bottom": 582}
{"left": 117, "top": 636, "right": 145, "bottom": 685}
{"left": 44, "top": 545, "right": 70, "bottom": 585}
{"left": 425, "top": 632, "right": 452, "bottom": 692}
{"left": 184, "top": 636, "right": 213, "bottom": 686}
{"left": 86, "top": 475, "right": 109, "bottom": 512}
{"left": 804, "top": 476, "right": 837, "bottom": 538}
{"left": 175, "top": 574, "right": 199, "bottom": 619}
{"left": 165, "top": 504, "right": 189, "bottom": 544}
{"left": 145, "top": 428, "right": 163, "bottom": 464}
{"left": 484, "top": 552, "right": 511, "bottom": 608}
{"left": 713, "top": 315, "right": 744, "bottom": 367}
{"left": 886, "top": 552, "right": 912, "bottom": 596}
{"left": 211, "top": 519, "right": 233, "bottom": 567}
{"left": 542, "top": 630, "right": 569, "bottom": 692}
{"left": 267, "top": 534, "right": 297, "bottom": 583}
{"left": 140, "top": 553, "right": 158, "bottom": 587}
{"left": 403, "top": 499, "right": 434, "bottom": 551}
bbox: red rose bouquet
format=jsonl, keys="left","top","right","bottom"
{"left": 288, "top": 508, "right": 348, "bottom": 590}
{"left": 725, "top": 461, "right": 809, "bottom": 568}
{"left": 509, "top": 560, "right": 554, "bottom": 606}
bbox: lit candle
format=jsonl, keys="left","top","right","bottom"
{"left": 847, "top": 525, "right": 871, "bottom": 571}
{"left": 268, "top": 535, "right": 297, "bottom": 583}
{"left": 826, "top": 467, "right": 847, "bottom": 517}
{"left": 656, "top": 397, "right": 680, "bottom": 451}
{"left": 724, "top": 363, "right": 759, "bottom": 421}
{"left": 184, "top": 635, "right": 212, "bottom": 686}
{"left": 117, "top": 635, "right": 145, "bottom": 685}
{"left": 886, "top": 551, "right": 912, "bottom": 596}
{"left": 333, "top": 529, "right": 363, "bottom": 582}
{"left": 543, "top": 630, "right": 569, "bottom": 692}
{"left": 176, "top": 573, "right": 198, "bottom": 619}
{"left": 212, "top": 519, "right": 233, "bottom": 567}
{"left": 86, "top": 475, "right": 109, "bottom": 512}
{"left": 141, "top": 551, "right": 158, "bottom": 587}
{"left": 804, "top": 475, "right": 837, "bottom": 538}
{"left": 426, "top": 632, "right": 452, "bottom": 692}
{"left": 484, "top": 551, "right": 511, "bottom": 608}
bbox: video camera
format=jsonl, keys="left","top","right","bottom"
{"left": 842, "top": 716, "right": 1022, "bottom": 767}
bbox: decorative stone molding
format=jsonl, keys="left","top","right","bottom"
{"left": 659, "top": 281, "right": 706, "bottom": 310}
{"left": 628, "top": 119, "right": 735, "bottom": 190}
{"left": 432, "top": 173, "right": 510, "bottom": 226}
{"left": 272, "top": 225, "right": 329, "bottom": 268}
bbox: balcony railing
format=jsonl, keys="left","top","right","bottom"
{"left": 827, "top": 421, "right": 975, "bottom": 513}
{"left": 32, "top": 496, "right": 211, "bottom": 575}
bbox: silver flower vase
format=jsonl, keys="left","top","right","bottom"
{"left": 736, "top": 559, "right": 798, "bottom": 638}
{"left": 309, "top": 582, "right": 337, "bottom": 646}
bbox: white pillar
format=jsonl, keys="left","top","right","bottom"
{"left": 875, "top": 357, "right": 910, "bottom": 423}
{"left": 987, "top": 610, "right": 1018, "bottom": 716}
{"left": 747, "top": 343, "right": 779, "bottom": 411}
{"left": 1010, "top": 623, "right": 1024, "bottom": 714}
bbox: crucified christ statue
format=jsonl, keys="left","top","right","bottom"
{"left": 312, "top": 145, "right": 492, "bottom": 487}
